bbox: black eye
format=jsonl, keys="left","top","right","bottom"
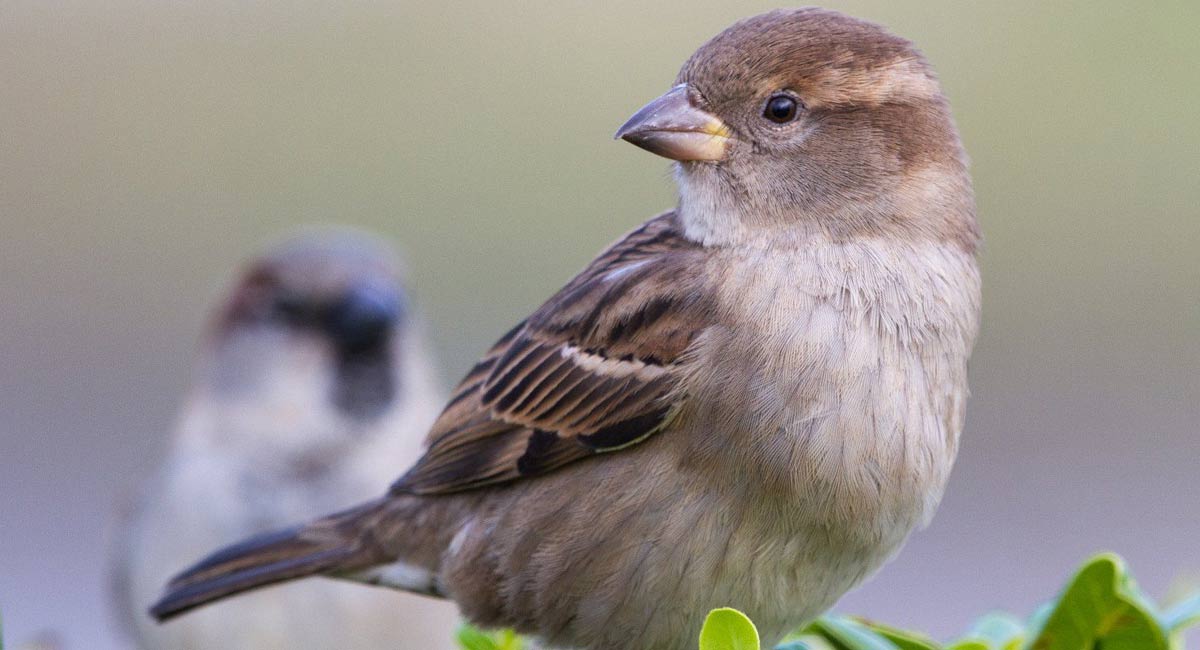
{"left": 763, "top": 94, "right": 799, "bottom": 123}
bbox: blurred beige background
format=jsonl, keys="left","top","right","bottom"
{"left": 1, "top": 1, "right": 1197, "bottom": 648}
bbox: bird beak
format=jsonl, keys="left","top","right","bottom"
{"left": 614, "top": 84, "right": 731, "bottom": 162}
{"left": 325, "top": 280, "right": 404, "bottom": 351}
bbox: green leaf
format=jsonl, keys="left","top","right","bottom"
{"left": 1161, "top": 593, "right": 1200, "bottom": 650}
{"left": 700, "top": 608, "right": 761, "bottom": 650}
{"left": 852, "top": 617, "right": 941, "bottom": 650}
{"left": 1024, "top": 553, "right": 1167, "bottom": 650}
{"left": 777, "top": 641, "right": 844, "bottom": 650}
{"left": 1023, "top": 604, "right": 1053, "bottom": 640}
{"left": 456, "top": 624, "right": 525, "bottom": 650}
{"left": 776, "top": 633, "right": 840, "bottom": 650}
{"left": 456, "top": 624, "right": 500, "bottom": 650}
{"left": 950, "top": 611, "right": 1026, "bottom": 649}
{"left": 807, "top": 616, "right": 901, "bottom": 650}
{"left": 1162, "top": 593, "right": 1200, "bottom": 632}
{"left": 965, "top": 612, "right": 1024, "bottom": 644}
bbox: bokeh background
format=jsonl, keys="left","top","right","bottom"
{"left": 2, "top": 1, "right": 1197, "bottom": 648}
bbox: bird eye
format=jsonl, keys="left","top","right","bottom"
{"left": 763, "top": 94, "right": 799, "bottom": 123}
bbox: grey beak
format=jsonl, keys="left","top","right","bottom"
{"left": 615, "top": 84, "right": 731, "bottom": 162}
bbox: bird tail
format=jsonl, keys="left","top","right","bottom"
{"left": 149, "top": 499, "right": 396, "bottom": 621}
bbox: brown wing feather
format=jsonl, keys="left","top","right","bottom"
{"left": 393, "top": 212, "right": 714, "bottom": 495}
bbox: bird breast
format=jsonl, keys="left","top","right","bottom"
{"left": 688, "top": 235, "right": 981, "bottom": 539}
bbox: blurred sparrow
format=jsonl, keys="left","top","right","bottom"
{"left": 151, "top": 9, "right": 981, "bottom": 650}
{"left": 113, "top": 230, "right": 454, "bottom": 649}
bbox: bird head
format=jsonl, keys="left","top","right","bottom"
{"left": 617, "top": 8, "right": 977, "bottom": 250}
{"left": 207, "top": 229, "right": 409, "bottom": 425}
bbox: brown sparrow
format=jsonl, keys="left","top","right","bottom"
{"left": 151, "top": 9, "right": 980, "bottom": 649}
{"left": 113, "top": 230, "right": 454, "bottom": 649}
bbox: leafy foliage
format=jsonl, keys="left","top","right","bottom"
{"left": 456, "top": 554, "right": 1200, "bottom": 650}
{"left": 455, "top": 624, "right": 525, "bottom": 650}
{"left": 700, "top": 608, "right": 761, "bottom": 650}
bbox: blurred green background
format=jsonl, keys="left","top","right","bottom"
{"left": 1, "top": 1, "right": 1197, "bottom": 649}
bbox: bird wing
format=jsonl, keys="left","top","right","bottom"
{"left": 392, "top": 212, "right": 715, "bottom": 494}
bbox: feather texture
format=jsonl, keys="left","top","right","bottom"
{"left": 393, "top": 213, "right": 714, "bottom": 494}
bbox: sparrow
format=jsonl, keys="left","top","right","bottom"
{"left": 150, "top": 8, "right": 981, "bottom": 650}
{"left": 112, "top": 229, "right": 456, "bottom": 649}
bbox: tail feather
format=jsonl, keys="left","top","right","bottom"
{"left": 150, "top": 500, "right": 392, "bottom": 621}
